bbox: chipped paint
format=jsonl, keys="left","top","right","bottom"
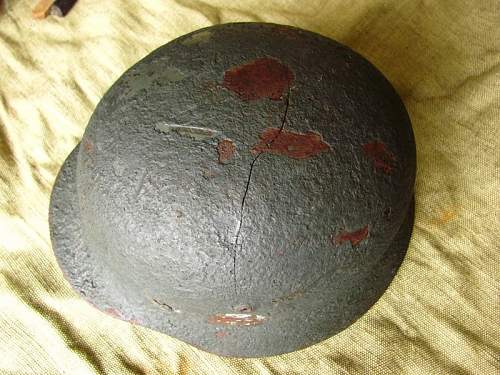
{"left": 251, "top": 128, "right": 331, "bottom": 159}
{"left": 155, "top": 123, "right": 217, "bottom": 140}
{"left": 161, "top": 66, "right": 186, "bottom": 82}
{"left": 208, "top": 313, "right": 266, "bottom": 326}
{"left": 217, "top": 139, "right": 236, "bottom": 163}
{"left": 333, "top": 225, "right": 369, "bottom": 247}
{"left": 363, "top": 141, "right": 396, "bottom": 174}
{"left": 127, "top": 66, "right": 187, "bottom": 97}
{"left": 182, "top": 30, "right": 212, "bottom": 46}
{"left": 223, "top": 57, "right": 294, "bottom": 101}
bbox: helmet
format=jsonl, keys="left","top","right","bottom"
{"left": 49, "top": 22, "right": 416, "bottom": 357}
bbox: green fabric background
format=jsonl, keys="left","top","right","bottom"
{"left": 0, "top": 0, "right": 498, "bottom": 373}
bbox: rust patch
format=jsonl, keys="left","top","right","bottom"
{"left": 431, "top": 208, "right": 457, "bottom": 225}
{"left": 363, "top": 141, "right": 396, "bottom": 174}
{"left": 208, "top": 313, "right": 266, "bottom": 326}
{"left": 333, "top": 225, "right": 369, "bottom": 247}
{"left": 223, "top": 57, "right": 294, "bottom": 101}
{"left": 215, "top": 331, "right": 229, "bottom": 338}
{"left": 251, "top": 128, "right": 331, "bottom": 159}
{"left": 217, "top": 139, "right": 236, "bottom": 163}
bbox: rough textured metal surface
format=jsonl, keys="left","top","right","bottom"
{"left": 49, "top": 22, "right": 416, "bottom": 357}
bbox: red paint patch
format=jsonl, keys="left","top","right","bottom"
{"left": 223, "top": 58, "right": 294, "bottom": 101}
{"left": 208, "top": 313, "right": 266, "bottom": 326}
{"left": 251, "top": 128, "right": 331, "bottom": 159}
{"left": 363, "top": 141, "right": 396, "bottom": 174}
{"left": 333, "top": 225, "right": 369, "bottom": 247}
{"left": 217, "top": 139, "right": 236, "bottom": 163}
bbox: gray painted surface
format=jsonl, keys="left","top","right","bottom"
{"left": 49, "top": 22, "right": 416, "bottom": 357}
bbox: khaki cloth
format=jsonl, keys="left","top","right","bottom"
{"left": 0, "top": 0, "right": 498, "bottom": 373}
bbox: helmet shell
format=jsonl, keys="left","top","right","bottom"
{"left": 49, "top": 22, "right": 416, "bottom": 357}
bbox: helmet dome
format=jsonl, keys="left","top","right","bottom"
{"left": 50, "top": 22, "right": 416, "bottom": 357}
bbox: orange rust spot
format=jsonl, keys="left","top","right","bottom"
{"left": 251, "top": 128, "right": 331, "bottom": 159}
{"left": 333, "top": 225, "right": 369, "bottom": 247}
{"left": 217, "top": 139, "right": 236, "bottom": 163}
{"left": 431, "top": 209, "right": 457, "bottom": 225}
{"left": 223, "top": 58, "right": 294, "bottom": 101}
{"left": 439, "top": 210, "right": 456, "bottom": 224}
{"left": 363, "top": 141, "right": 395, "bottom": 174}
{"left": 208, "top": 313, "right": 266, "bottom": 326}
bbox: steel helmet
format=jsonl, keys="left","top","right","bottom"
{"left": 49, "top": 22, "right": 416, "bottom": 357}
